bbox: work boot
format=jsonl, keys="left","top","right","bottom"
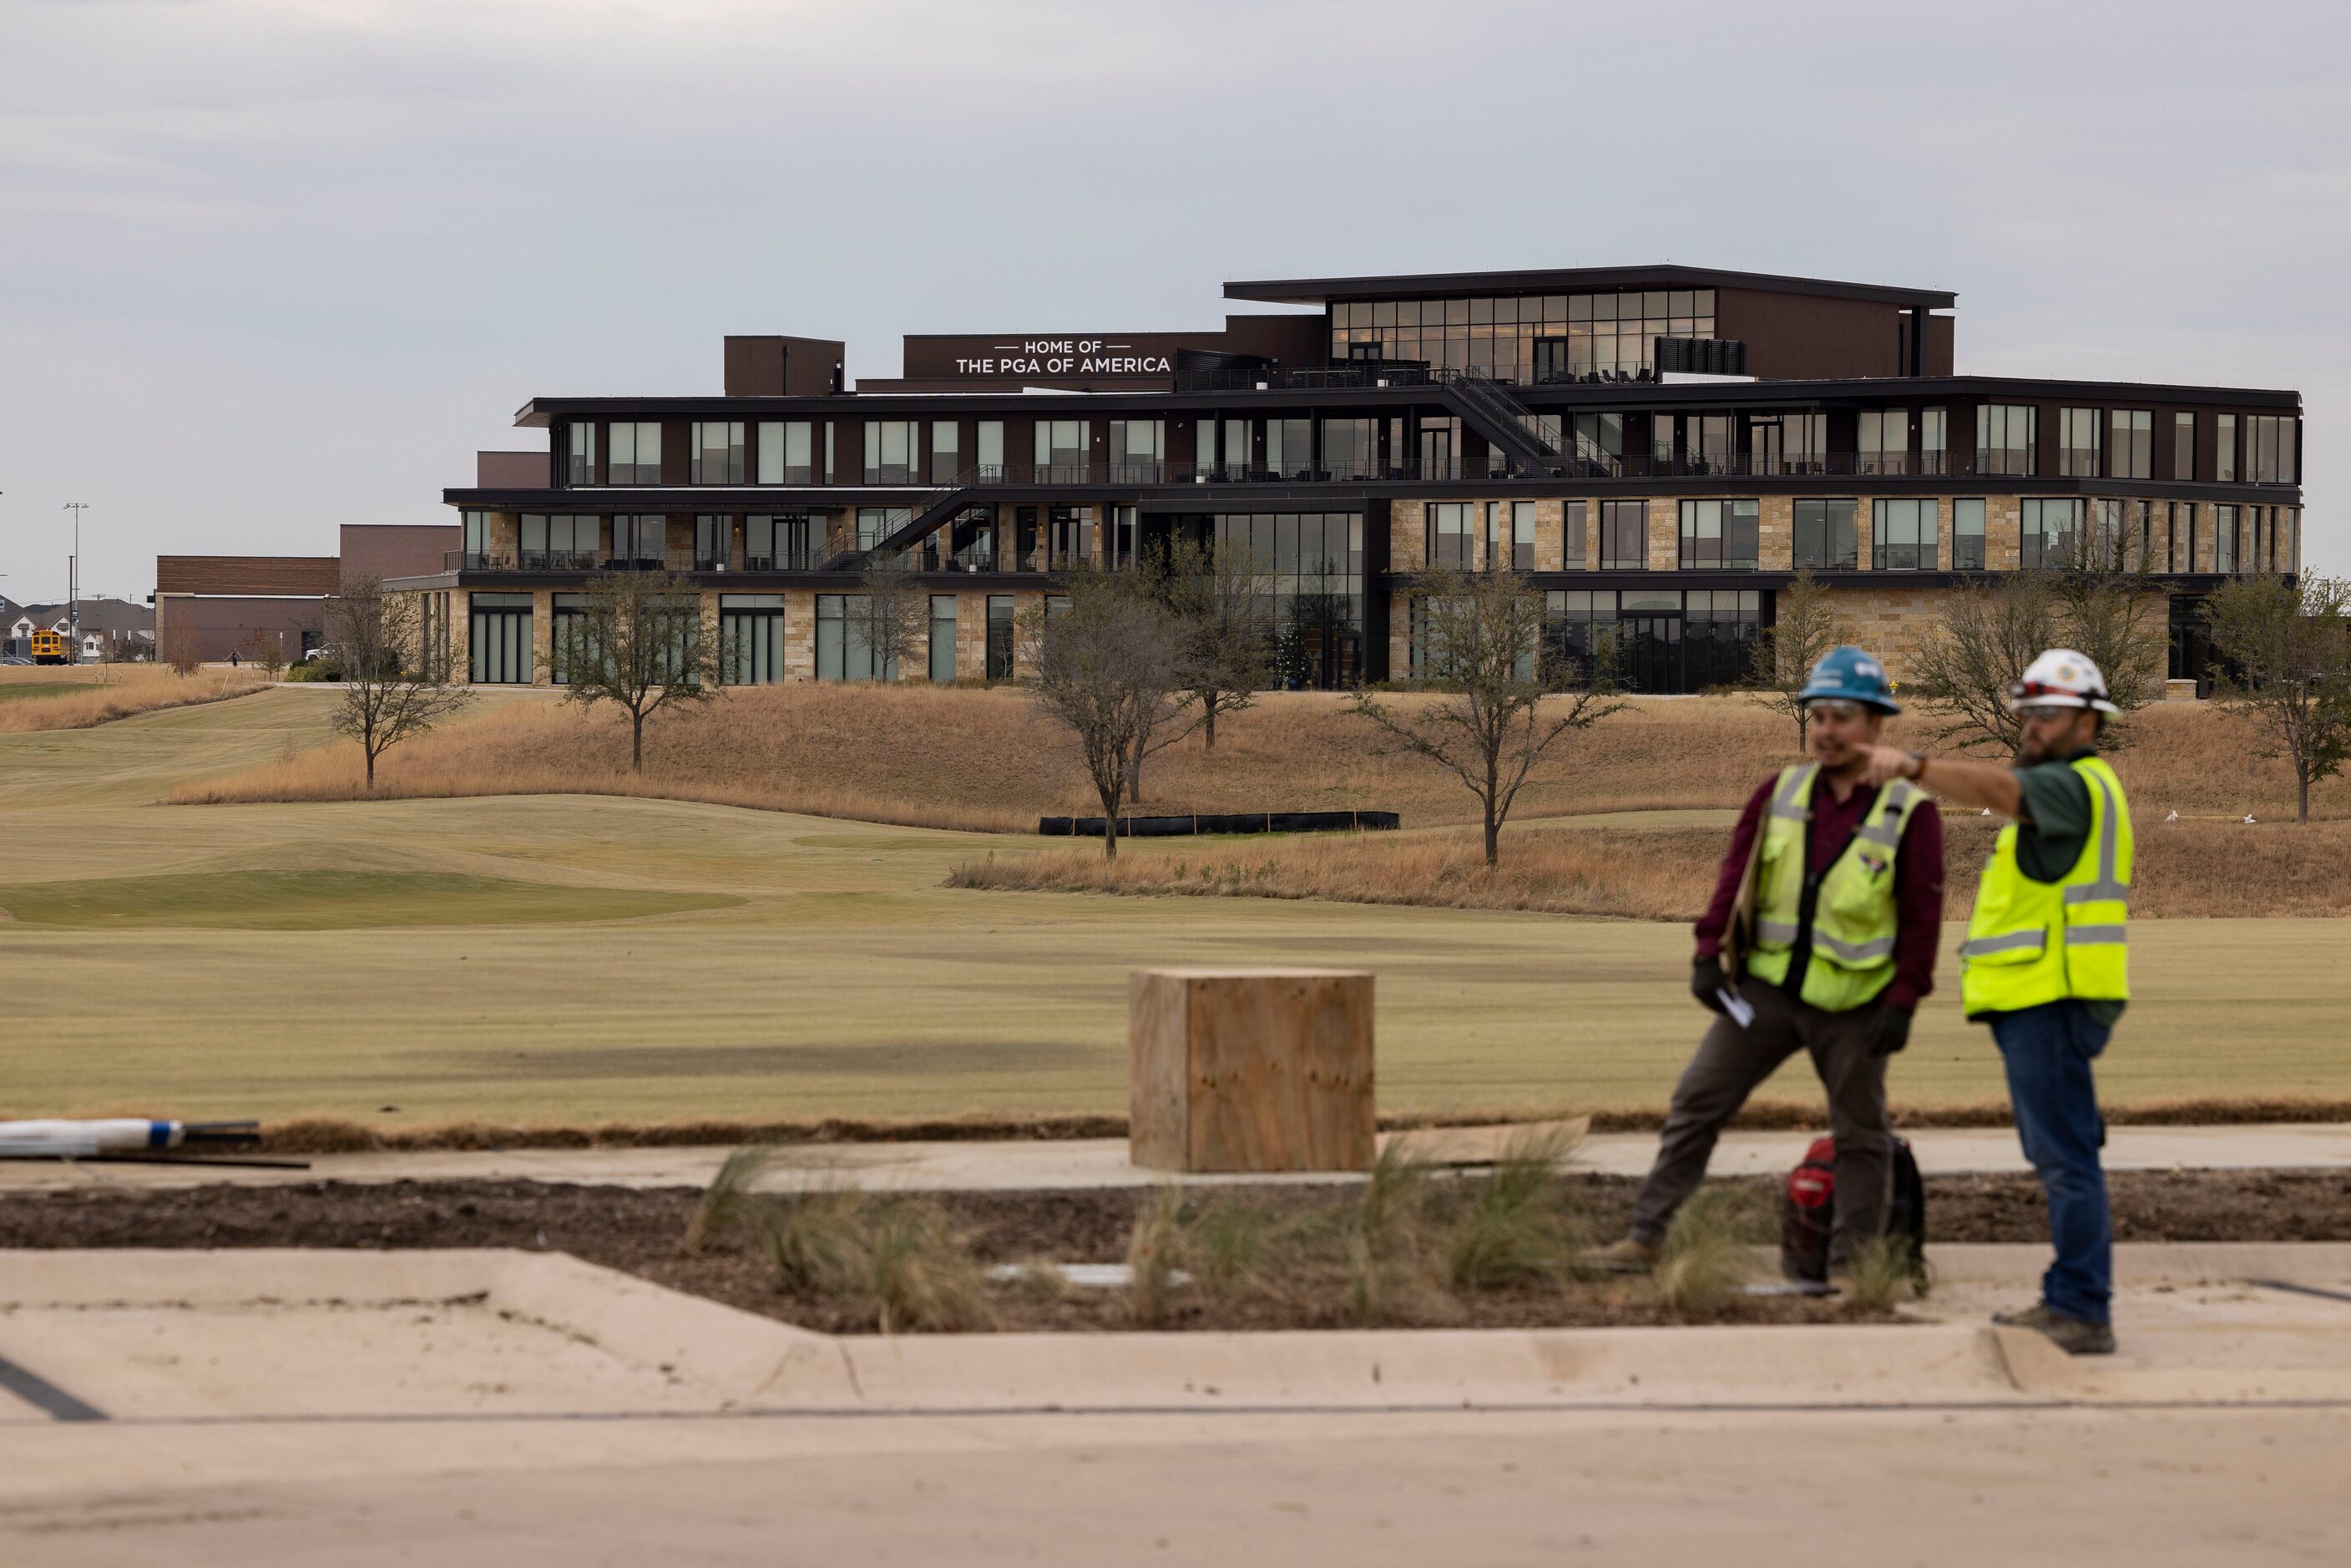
{"left": 1590, "top": 1237, "right": 1658, "bottom": 1274}
{"left": 1994, "top": 1301, "right": 2116, "bottom": 1356}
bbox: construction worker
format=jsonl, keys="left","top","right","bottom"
{"left": 1595, "top": 646, "right": 1945, "bottom": 1275}
{"left": 1860, "top": 650, "right": 2129, "bottom": 1355}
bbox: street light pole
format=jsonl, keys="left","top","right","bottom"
{"left": 63, "top": 502, "right": 88, "bottom": 664}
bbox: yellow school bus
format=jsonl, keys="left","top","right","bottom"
{"left": 29, "top": 629, "right": 71, "bottom": 665}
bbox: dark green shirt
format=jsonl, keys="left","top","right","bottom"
{"left": 2010, "top": 747, "right": 2125, "bottom": 1025}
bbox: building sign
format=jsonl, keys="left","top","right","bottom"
{"left": 952, "top": 340, "right": 1174, "bottom": 377}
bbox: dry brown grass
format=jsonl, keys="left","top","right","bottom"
{"left": 169, "top": 683, "right": 2347, "bottom": 830}
{"left": 948, "top": 815, "right": 2351, "bottom": 920}
{"left": 0, "top": 668, "right": 266, "bottom": 733}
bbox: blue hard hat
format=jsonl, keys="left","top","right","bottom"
{"left": 1796, "top": 645, "right": 1900, "bottom": 714}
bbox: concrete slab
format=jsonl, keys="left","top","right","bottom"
{"left": 4, "top": 1120, "right": 2348, "bottom": 1195}
{"left": 4, "top": 1247, "right": 2351, "bottom": 1565}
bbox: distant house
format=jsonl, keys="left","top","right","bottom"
{"left": 4, "top": 598, "right": 155, "bottom": 662}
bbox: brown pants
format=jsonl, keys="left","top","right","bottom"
{"left": 1629, "top": 975, "right": 1893, "bottom": 1266}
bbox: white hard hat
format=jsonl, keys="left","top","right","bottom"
{"left": 2010, "top": 649, "right": 2120, "bottom": 714}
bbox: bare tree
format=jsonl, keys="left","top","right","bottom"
{"left": 1158, "top": 535, "right": 1272, "bottom": 749}
{"left": 1748, "top": 568, "right": 1847, "bottom": 749}
{"left": 242, "top": 628, "right": 290, "bottom": 681}
{"left": 1349, "top": 567, "right": 1622, "bottom": 867}
{"left": 1909, "top": 573, "right": 2060, "bottom": 755}
{"left": 1026, "top": 569, "right": 1186, "bottom": 861}
{"left": 2053, "top": 500, "right": 2168, "bottom": 717}
{"left": 859, "top": 552, "right": 930, "bottom": 682}
{"left": 326, "top": 574, "right": 473, "bottom": 788}
{"left": 557, "top": 566, "right": 720, "bottom": 771}
{"left": 2206, "top": 574, "right": 2351, "bottom": 822}
{"left": 160, "top": 619, "right": 203, "bottom": 676}
{"left": 1911, "top": 517, "right": 2166, "bottom": 756}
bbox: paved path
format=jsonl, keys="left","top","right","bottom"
{"left": 6, "top": 1120, "right": 2349, "bottom": 1194}
{"left": 3, "top": 1243, "right": 2349, "bottom": 1565}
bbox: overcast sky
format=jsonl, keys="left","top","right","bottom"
{"left": 2, "top": 0, "right": 2343, "bottom": 604}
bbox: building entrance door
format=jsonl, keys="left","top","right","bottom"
{"left": 1618, "top": 615, "right": 1682, "bottom": 694}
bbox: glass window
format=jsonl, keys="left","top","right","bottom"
{"left": 2021, "top": 498, "right": 2082, "bottom": 570}
{"left": 468, "top": 593, "right": 533, "bottom": 685}
{"left": 1920, "top": 408, "right": 1947, "bottom": 473}
{"left": 463, "top": 508, "right": 489, "bottom": 562}
{"left": 1563, "top": 499, "right": 1588, "bottom": 569}
{"left": 1266, "top": 418, "right": 1313, "bottom": 479}
{"left": 816, "top": 593, "right": 887, "bottom": 682}
{"left": 2173, "top": 412, "right": 2196, "bottom": 481}
{"left": 977, "top": 420, "right": 1004, "bottom": 475}
{"left": 1599, "top": 499, "right": 1648, "bottom": 570}
{"left": 856, "top": 507, "right": 908, "bottom": 552}
{"left": 744, "top": 513, "right": 810, "bottom": 571}
{"left": 567, "top": 423, "right": 595, "bottom": 485}
{"left": 2214, "top": 503, "right": 2238, "bottom": 572}
{"left": 1108, "top": 420, "right": 1163, "bottom": 481}
{"left": 1512, "top": 501, "right": 1536, "bottom": 571}
{"left": 609, "top": 422, "right": 662, "bottom": 485}
{"left": 756, "top": 422, "right": 814, "bottom": 485}
{"left": 610, "top": 514, "right": 667, "bottom": 566}
{"left": 1975, "top": 404, "right": 2035, "bottom": 477}
{"left": 930, "top": 421, "right": 959, "bottom": 484}
{"left": 1425, "top": 503, "right": 1471, "bottom": 569}
{"left": 985, "top": 594, "right": 1014, "bottom": 680}
{"left": 2059, "top": 408, "right": 2102, "bottom": 477}
{"left": 1858, "top": 409, "right": 1910, "bottom": 475}
{"left": 1872, "top": 498, "right": 1937, "bottom": 571}
{"left": 863, "top": 420, "right": 916, "bottom": 484}
{"left": 719, "top": 594, "right": 784, "bottom": 685}
{"left": 928, "top": 594, "right": 957, "bottom": 683}
{"left": 1034, "top": 419, "right": 1088, "bottom": 478}
{"left": 1792, "top": 499, "right": 1858, "bottom": 570}
{"left": 1954, "top": 498, "right": 1986, "bottom": 571}
{"left": 2216, "top": 414, "right": 2237, "bottom": 483}
{"left": 1321, "top": 417, "right": 1377, "bottom": 481}
{"left": 690, "top": 422, "right": 744, "bottom": 485}
{"left": 2246, "top": 415, "right": 2297, "bottom": 483}
{"left": 695, "top": 514, "right": 731, "bottom": 569}
{"left": 1679, "top": 498, "right": 1759, "bottom": 569}
{"left": 2111, "top": 410, "right": 2151, "bottom": 480}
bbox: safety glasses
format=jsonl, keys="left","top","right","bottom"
{"left": 1804, "top": 699, "right": 1869, "bottom": 721}
{"left": 2015, "top": 703, "right": 2076, "bottom": 723}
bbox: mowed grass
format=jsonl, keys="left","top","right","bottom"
{"left": 0, "top": 868, "right": 739, "bottom": 930}
{"left": 170, "top": 682, "right": 2349, "bottom": 828}
{"left": 0, "top": 682, "right": 83, "bottom": 704}
{"left": 4, "top": 681, "right": 2349, "bottom": 1129}
{"left": 949, "top": 815, "right": 2351, "bottom": 920}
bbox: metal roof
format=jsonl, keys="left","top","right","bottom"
{"left": 1223, "top": 264, "right": 1957, "bottom": 311}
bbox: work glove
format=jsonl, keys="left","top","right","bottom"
{"left": 1867, "top": 1004, "right": 1914, "bottom": 1057}
{"left": 1691, "top": 955, "right": 1727, "bottom": 1014}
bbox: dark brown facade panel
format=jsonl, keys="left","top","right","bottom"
{"left": 340, "top": 524, "right": 460, "bottom": 584}
{"left": 1715, "top": 289, "right": 1904, "bottom": 381}
{"left": 154, "top": 594, "right": 324, "bottom": 664}
{"left": 476, "top": 450, "right": 548, "bottom": 488}
{"left": 156, "top": 555, "right": 341, "bottom": 597}
{"left": 724, "top": 335, "right": 846, "bottom": 396}
{"left": 1926, "top": 316, "right": 1955, "bottom": 377}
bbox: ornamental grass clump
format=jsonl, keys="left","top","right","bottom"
{"left": 1443, "top": 1125, "right": 1585, "bottom": 1292}
{"left": 1651, "top": 1188, "right": 1761, "bottom": 1320}
{"left": 683, "top": 1144, "right": 778, "bottom": 1254}
{"left": 1841, "top": 1233, "right": 1928, "bottom": 1314}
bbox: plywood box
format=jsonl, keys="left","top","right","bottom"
{"left": 1129, "top": 969, "right": 1375, "bottom": 1173}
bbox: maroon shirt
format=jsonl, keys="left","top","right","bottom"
{"left": 1694, "top": 772, "right": 1945, "bottom": 1012}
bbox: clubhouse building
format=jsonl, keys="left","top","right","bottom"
{"left": 399, "top": 264, "right": 2304, "bottom": 693}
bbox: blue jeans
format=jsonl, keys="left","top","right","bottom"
{"left": 1989, "top": 1000, "right": 2114, "bottom": 1324}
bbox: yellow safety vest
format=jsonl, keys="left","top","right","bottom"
{"left": 1959, "top": 756, "right": 2132, "bottom": 1017}
{"left": 1744, "top": 764, "right": 1926, "bottom": 1014}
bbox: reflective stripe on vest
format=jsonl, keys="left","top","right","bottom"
{"left": 1959, "top": 756, "right": 2132, "bottom": 1015}
{"left": 1743, "top": 765, "right": 1923, "bottom": 1013}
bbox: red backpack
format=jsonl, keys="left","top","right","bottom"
{"left": 1780, "top": 1134, "right": 1927, "bottom": 1283}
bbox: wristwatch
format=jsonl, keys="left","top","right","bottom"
{"left": 1905, "top": 751, "right": 1928, "bottom": 781}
